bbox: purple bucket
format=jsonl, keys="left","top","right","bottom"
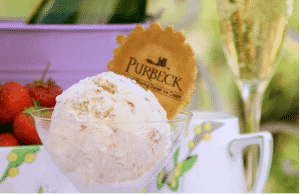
{"left": 0, "top": 23, "right": 146, "bottom": 90}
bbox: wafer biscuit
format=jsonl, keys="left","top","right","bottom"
{"left": 108, "top": 22, "right": 198, "bottom": 120}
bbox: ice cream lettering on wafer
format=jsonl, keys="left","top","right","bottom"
{"left": 108, "top": 22, "right": 198, "bottom": 120}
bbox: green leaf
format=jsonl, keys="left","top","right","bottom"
{"left": 0, "top": 146, "right": 41, "bottom": 184}
{"left": 27, "top": 0, "right": 152, "bottom": 25}
{"left": 0, "top": 161, "right": 22, "bottom": 184}
{"left": 77, "top": 0, "right": 119, "bottom": 24}
{"left": 27, "top": 0, "right": 82, "bottom": 24}
{"left": 107, "top": 0, "right": 147, "bottom": 24}
{"left": 26, "top": 0, "right": 52, "bottom": 24}
{"left": 173, "top": 146, "right": 180, "bottom": 166}
{"left": 167, "top": 177, "right": 179, "bottom": 191}
{"left": 38, "top": 186, "right": 43, "bottom": 193}
{"left": 179, "top": 155, "right": 198, "bottom": 178}
{"left": 24, "top": 100, "right": 45, "bottom": 117}
{"left": 156, "top": 170, "right": 167, "bottom": 190}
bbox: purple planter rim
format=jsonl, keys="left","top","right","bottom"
{"left": 0, "top": 22, "right": 147, "bottom": 32}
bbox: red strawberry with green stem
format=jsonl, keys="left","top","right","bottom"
{"left": 25, "top": 64, "right": 63, "bottom": 107}
{"left": 13, "top": 100, "right": 45, "bottom": 145}
{"left": 0, "top": 81, "right": 33, "bottom": 124}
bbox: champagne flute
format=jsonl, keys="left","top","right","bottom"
{"left": 215, "top": 0, "right": 294, "bottom": 192}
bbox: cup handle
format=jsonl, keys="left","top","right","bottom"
{"left": 228, "top": 131, "right": 273, "bottom": 193}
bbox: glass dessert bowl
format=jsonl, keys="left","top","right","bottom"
{"left": 31, "top": 108, "right": 192, "bottom": 193}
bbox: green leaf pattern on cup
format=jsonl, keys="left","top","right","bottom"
{"left": 167, "top": 175, "right": 179, "bottom": 191}
{"left": 179, "top": 155, "right": 198, "bottom": 178}
{"left": 187, "top": 122, "right": 224, "bottom": 156}
{"left": 38, "top": 186, "right": 43, "bottom": 193}
{"left": 156, "top": 170, "right": 167, "bottom": 190}
{"left": 173, "top": 147, "right": 180, "bottom": 167}
{"left": 0, "top": 146, "right": 40, "bottom": 184}
{"left": 156, "top": 121, "right": 224, "bottom": 192}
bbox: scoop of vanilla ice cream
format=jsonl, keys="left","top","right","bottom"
{"left": 46, "top": 72, "right": 171, "bottom": 186}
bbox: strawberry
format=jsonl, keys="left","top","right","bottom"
{"left": 0, "top": 133, "right": 20, "bottom": 146}
{"left": 25, "top": 64, "right": 63, "bottom": 107}
{"left": 13, "top": 101, "right": 45, "bottom": 145}
{"left": 0, "top": 81, "right": 33, "bottom": 124}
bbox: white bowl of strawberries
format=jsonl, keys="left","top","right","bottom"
{"left": 0, "top": 64, "right": 62, "bottom": 146}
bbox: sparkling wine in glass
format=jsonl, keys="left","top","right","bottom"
{"left": 216, "top": 0, "right": 294, "bottom": 192}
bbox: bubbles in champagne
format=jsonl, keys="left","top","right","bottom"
{"left": 217, "top": 0, "right": 291, "bottom": 82}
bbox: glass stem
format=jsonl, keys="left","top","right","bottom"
{"left": 237, "top": 79, "right": 269, "bottom": 193}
